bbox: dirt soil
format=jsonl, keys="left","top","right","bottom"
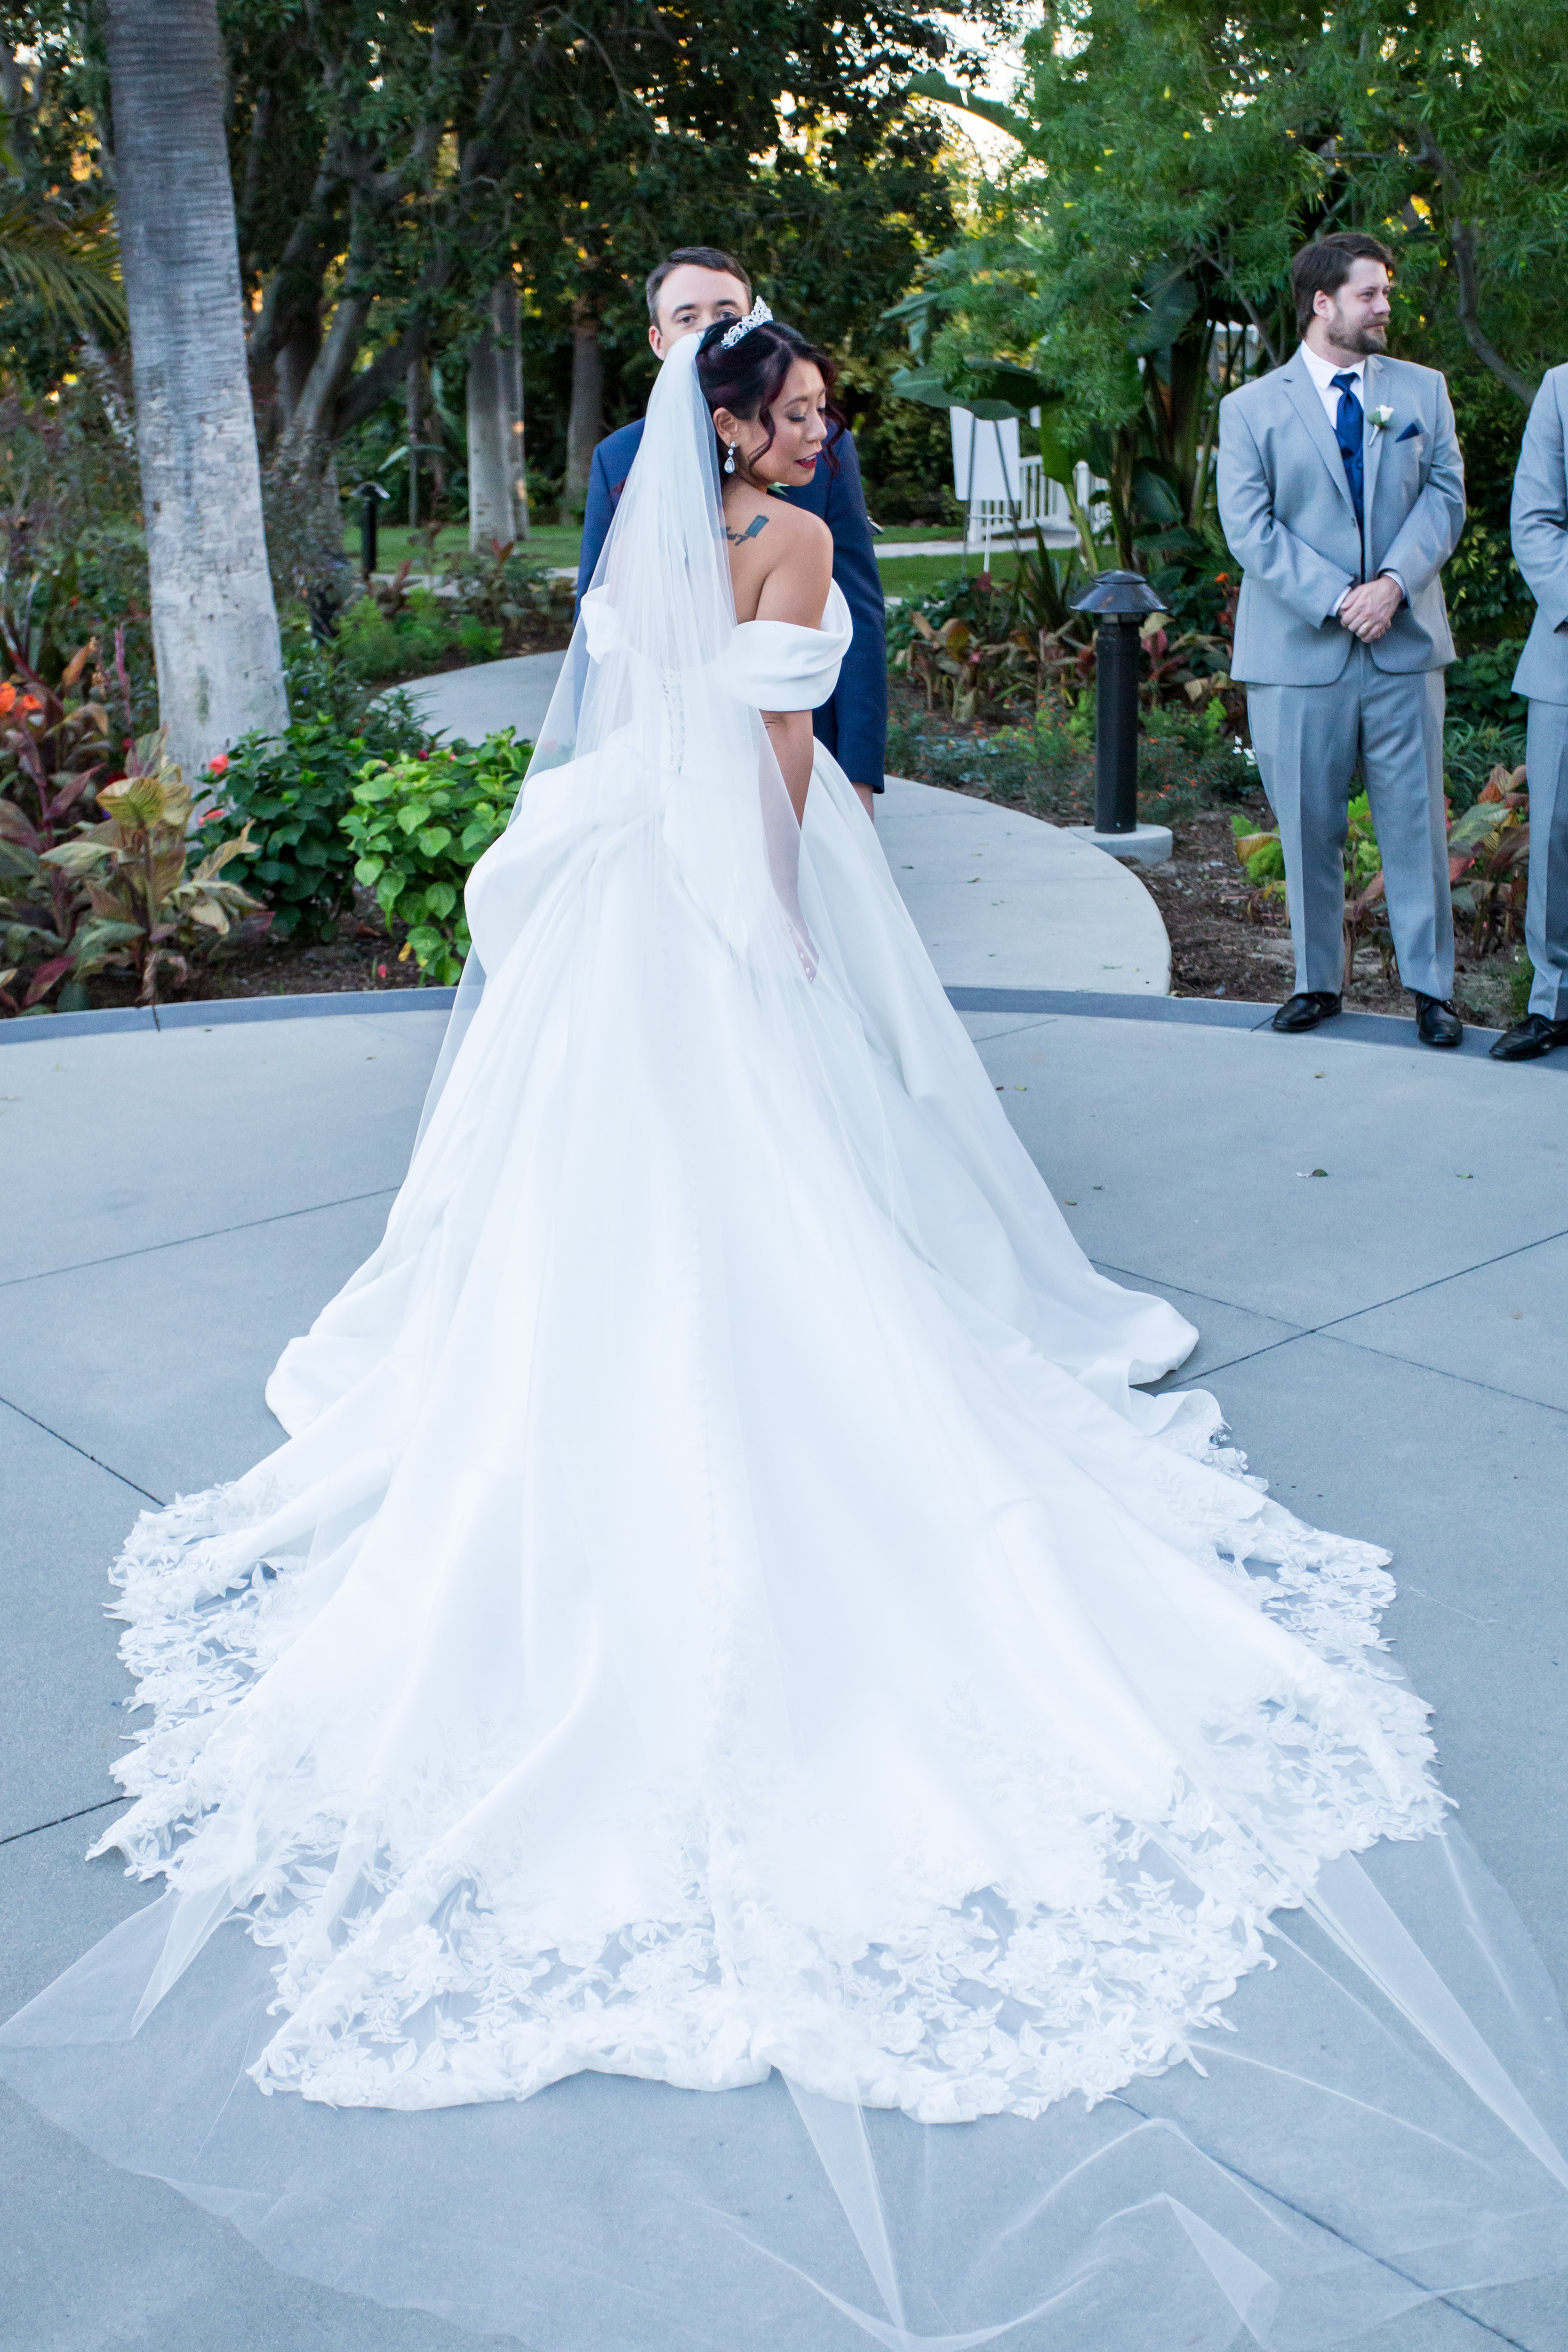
{"left": 1139, "top": 808, "right": 1518, "bottom": 1026}
{"left": 1138, "top": 807, "right": 1420, "bottom": 1014}
{"left": 77, "top": 893, "right": 434, "bottom": 1015}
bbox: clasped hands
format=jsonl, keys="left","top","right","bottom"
{"left": 1338, "top": 574, "right": 1404, "bottom": 643}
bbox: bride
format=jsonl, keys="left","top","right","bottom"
{"left": 5, "top": 309, "right": 1568, "bottom": 2352}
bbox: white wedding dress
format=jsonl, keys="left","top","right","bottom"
{"left": 5, "top": 336, "right": 1567, "bottom": 2352}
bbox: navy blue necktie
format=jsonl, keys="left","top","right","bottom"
{"left": 1332, "top": 371, "right": 1365, "bottom": 532}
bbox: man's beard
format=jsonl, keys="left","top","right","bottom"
{"left": 1329, "top": 310, "right": 1388, "bottom": 358}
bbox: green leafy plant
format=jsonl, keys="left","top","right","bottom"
{"left": 0, "top": 383, "right": 152, "bottom": 721}
{"left": 444, "top": 540, "right": 575, "bottom": 643}
{"left": 278, "top": 609, "right": 423, "bottom": 742}
{"left": 1445, "top": 522, "right": 1532, "bottom": 642}
{"left": 1232, "top": 761, "right": 1534, "bottom": 977}
{"left": 39, "top": 730, "right": 263, "bottom": 1005}
{"left": 202, "top": 704, "right": 429, "bottom": 943}
{"left": 0, "top": 639, "right": 113, "bottom": 1011}
{"left": 1447, "top": 764, "right": 1531, "bottom": 957}
{"left": 342, "top": 731, "right": 531, "bottom": 983}
{"left": 1444, "top": 719, "right": 1528, "bottom": 814}
{"left": 1232, "top": 812, "right": 1286, "bottom": 890}
{"left": 1446, "top": 640, "right": 1528, "bottom": 731}
{"left": 334, "top": 585, "right": 501, "bottom": 688}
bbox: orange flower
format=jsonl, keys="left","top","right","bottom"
{"left": 0, "top": 683, "right": 16, "bottom": 715}
{"left": 17, "top": 693, "right": 42, "bottom": 715}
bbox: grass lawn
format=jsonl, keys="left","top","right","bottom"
{"left": 343, "top": 521, "right": 582, "bottom": 574}
{"left": 340, "top": 518, "right": 1004, "bottom": 606}
{"left": 878, "top": 551, "right": 1020, "bottom": 602}
{"left": 872, "top": 524, "right": 965, "bottom": 545}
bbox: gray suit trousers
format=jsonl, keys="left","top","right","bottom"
{"left": 1246, "top": 644, "right": 1452, "bottom": 999}
{"left": 1525, "top": 698, "right": 1568, "bottom": 1020}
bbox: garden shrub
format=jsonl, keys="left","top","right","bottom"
{"left": 1446, "top": 639, "right": 1528, "bottom": 732}
{"left": 334, "top": 588, "right": 502, "bottom": 687}
{"left": 0, "top": 382, "right": 156, "bottom": 724}
{"left": 888, "top": 692, "right": 1253, "bottom": 828}
{"left": 342, "top": 730, "right": 532, "bottom": 983}
{"left": 203, "top": 664, "right": 429, "bottom": 942}
{"left": 1443, "top": 719, "right": 1528, "bottom": 815}
{"left": 1444, "top": 521, "right": 1531, "bottom": 643}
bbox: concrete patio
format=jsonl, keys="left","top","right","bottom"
{"left": 2, "top": 967, "right": 1565, "bottom": 2346}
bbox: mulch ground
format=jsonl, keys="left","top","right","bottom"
{"left": 888, "top": 683, "right": 1514, "bottom": 1025}
{"left": 1137, "top": 807, "right": 1419, "bottom": 1015}
{"left": 77, "top": 892, "right": 433, "bottom": 1013}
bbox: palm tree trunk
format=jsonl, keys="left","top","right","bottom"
{"left": 104, "top": 0, "right": 287, "bottom": 784}
{"left": 466, "top": 276, "right": 528, "bottom": 547}
{"left": 563, "top": 295, "right": 603, "bottom": 518}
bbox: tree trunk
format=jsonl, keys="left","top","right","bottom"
{"left": 275, "top": 315, "right": 322, "bottom": 427}
{"left": 466, "top": 276, "right": 528, "bottom": 547}
{"left": 103, "top": 0, "right": 288, "bottom": 783}
{"left": 406, "top": 355, "right": 423, "bottom": 530}
{"left": 564, "top": 296, "right": 603, "bottom": 517}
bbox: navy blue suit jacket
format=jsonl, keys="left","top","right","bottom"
{"left": 574, "top": 417, "right": 888, "bottom": 789}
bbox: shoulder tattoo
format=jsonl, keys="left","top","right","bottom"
{"left": 724, "top": 515, "right": 769, "bottom": 545}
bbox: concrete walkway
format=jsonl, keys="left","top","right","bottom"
{"left": 1, "top": 987, "right": 1564, "bottom": 2348}
{"left": 399, "top": 652, "right": 1169, "bottom": 994}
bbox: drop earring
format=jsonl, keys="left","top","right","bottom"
{"left": 724, "top": 441, "right": 738, "bottom": 475}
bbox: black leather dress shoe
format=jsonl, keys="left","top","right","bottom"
{"left": 1271, "top": 992, "right": 1342, "bottom": 1034}
{"left": 1489, "top": 1012, "right": 1568, "bottom": 1062}
{"left": 1414, "top": 993, "right": 1463, "bottom": 1048}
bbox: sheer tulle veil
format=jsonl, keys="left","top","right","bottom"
{"left": 416, "top": 327, "right": 809, "bottom": 1143}
{"left": 3, "top": 332, "right": 1568, "bottom": 2352}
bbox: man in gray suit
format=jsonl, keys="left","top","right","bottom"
{"left": 1492, "top": 367, "right": 1568, "bottom": 1060}
{"left": 1218, "top": 231, "right": 1468, "bottom": 1045}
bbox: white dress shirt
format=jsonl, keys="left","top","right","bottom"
{"left": 1299, "top": 340, "right": 1366, "bottom": 427}
{"left": 1297, "top": 340, "right": 1403, "bottom": 610}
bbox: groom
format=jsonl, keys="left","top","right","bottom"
{"left": 1217, "top": 232, "right": 1467, "bottom": 1046}
{"left": 575, "top": 245, "right": 887, "bottom": 817}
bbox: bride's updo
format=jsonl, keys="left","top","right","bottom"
{"left": 695, "top": 316, "right": 847, "bottom": 480}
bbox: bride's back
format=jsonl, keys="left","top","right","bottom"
{"left": 721, "top": 481, "right": 832, "bottom": 627}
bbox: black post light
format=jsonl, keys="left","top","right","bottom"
{"left": 1069, "top": 570, "right": 1168, "bottom": 836}
{"left": 354, "top": 481, "right": 392, "bottom": 582}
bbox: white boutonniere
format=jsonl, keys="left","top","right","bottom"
{"left": 1368, "top": 405, "right": 1395, "bottom": 433}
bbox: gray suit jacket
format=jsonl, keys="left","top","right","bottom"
{"left": 1510, "top": 364, "right": 1568, "bottom": 705}
{"left": 1217, "top": 350, "right": 1465, "bottom": 685}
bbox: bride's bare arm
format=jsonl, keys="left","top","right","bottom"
{"left": 752, "top": 507, "right": 833, "bottom": 823}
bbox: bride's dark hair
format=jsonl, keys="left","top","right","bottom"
{"left": 695, "top": 318, "right": 846, "bottom": 480}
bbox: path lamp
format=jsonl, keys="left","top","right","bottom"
{"left": 1066, "top": 569, "right": 1173, "bottom": 866}
{"left": 353, "top": 481, "right": 392, "bottom": 581}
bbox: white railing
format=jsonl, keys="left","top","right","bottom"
{"left": 964, "top": 456, "right": 1108, "bottom": 561}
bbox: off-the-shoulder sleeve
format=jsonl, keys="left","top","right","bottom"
{"left": 722, "top": 582, "right": 852, "bottom": 712}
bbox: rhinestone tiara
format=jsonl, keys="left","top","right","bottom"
{"left": 719, "top": 299, "right": 774, "bottom": 351}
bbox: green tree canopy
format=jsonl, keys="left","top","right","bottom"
{"left": 215, "top": 0, "right": 965, "bottom": 466}
{"left": 902, "top": 0, "right": 1568, "bottom": 551}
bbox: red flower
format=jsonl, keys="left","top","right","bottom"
{"left": 208, "top": 751, "right": 230, "bottom": 777}
{"left": 17, "top": 692, "right": 42, "bottom": 715}
{"left": 199, "top": 806, "right": 224, "bottom": 824}
{"left": 377, "top": 962, "right": 389, "bottom": 979}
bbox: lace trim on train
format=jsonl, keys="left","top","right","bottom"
{"left": 92, "top": 1431, "right": 1443, "bottom": 2125}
